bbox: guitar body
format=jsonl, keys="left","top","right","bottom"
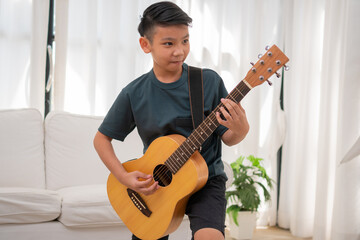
{"left": 107, "top": 134, "right": 208, "bottom": 240}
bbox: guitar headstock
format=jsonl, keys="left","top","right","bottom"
{"left": 244, "top": 45, "right": 289, "bottom": 88}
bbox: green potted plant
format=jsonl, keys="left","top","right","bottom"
{"left": 225, "top": 155, "right": 275, "bottom": 239}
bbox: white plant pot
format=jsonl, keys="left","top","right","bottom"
{"left": 228, "top": 211, "right": 257, "bottom": 240}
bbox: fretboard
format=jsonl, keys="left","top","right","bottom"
{"left": 165, "top": 80, "right": 251, "bottom": 174}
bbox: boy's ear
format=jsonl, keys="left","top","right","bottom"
{"left": 139, "top": 37, "right": 151, "bottom": 53}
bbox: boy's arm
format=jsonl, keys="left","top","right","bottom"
{"left": 93, "top": 131, "right": 159, "bottom": 195}
{"left": 215, "top": 98, "right": 250, "bottom": 146}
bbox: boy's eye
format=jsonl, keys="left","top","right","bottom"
{"left": 164, "top": 42, "right": 173, "bottom": 46}
{"left": 183, "top": 39, "right": 189, "bottom": 44}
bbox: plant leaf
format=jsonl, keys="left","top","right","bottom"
{"left": 226, "top": 154, "right": 275, "bottom": 212}
{"left": 226, "top": 204, "right": 242, "bottom": 226}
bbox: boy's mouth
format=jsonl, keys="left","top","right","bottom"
{"left": 170, "top": 60, "right": 183, "bottom": 64}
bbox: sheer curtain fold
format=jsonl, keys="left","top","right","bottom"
{"left": 280, "top": 0, "right": 360, "bottom": 239}
{"left": 54, "top": 0, "right": 152, "bottom": 116}
{"left": 329, "top": 0, "right": 360, "bottom": 238}
{"left": 279, "top": 0, "right": 325, "bottom": 236}
{"left": 0, "top": 0, "right": 49, "bottom": 115}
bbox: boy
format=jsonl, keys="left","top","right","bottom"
{"left": 93, "top": 2, "right": 249, "bottom": 240}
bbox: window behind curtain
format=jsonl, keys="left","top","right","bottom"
{"left": 0, "top": 0, "right": 49, "bottom": 115}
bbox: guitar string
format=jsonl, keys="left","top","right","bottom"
{"left": 150, "top": 82, "right": 250, "bottom": 184}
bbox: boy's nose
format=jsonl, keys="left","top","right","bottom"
{"left": 173, "top": 46, "right": 184, "bottom": 56}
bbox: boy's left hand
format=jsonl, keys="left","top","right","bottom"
{"left": 216, "top": 98, "right": 249, "bottom": 146}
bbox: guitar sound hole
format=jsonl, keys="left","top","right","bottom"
{"left": 153, "top": 164, "right": 172, "bottom": 187}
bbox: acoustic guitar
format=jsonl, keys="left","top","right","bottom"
{"left": 107, "top": 45, "right": 289, "bottom": 240}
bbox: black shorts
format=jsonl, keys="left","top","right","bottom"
{"left": 132, "top": 175, "right": 227, "bottom": 240}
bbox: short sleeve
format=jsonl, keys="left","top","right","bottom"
{"left": 98, "top": 88, "right": 136, "bottom": 141}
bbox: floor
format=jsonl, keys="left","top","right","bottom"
{"left": 226, "top": 226, "right": 313, "bottom": 240}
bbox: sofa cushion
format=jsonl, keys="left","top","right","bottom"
{"left": 58, "top": 184, "right": 122, "bottom": 227}
{"left": 0, "top": 188, "right": 61, "bottom": 224}
{"left": 45, "top": 112, "right": 109, "bottom": 190}
{"left": 44, "top": 111, "right": 143, "bottom": 190}
{"left": 0, "top": 109, "right": 45, "bottom": 188}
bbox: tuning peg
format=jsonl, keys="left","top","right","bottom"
{"left": 284, "top": 64, "right": 290, "bottom": 71}
{"left": 266, "top": 80, "right": 273, "bottom": 86}
{"left": 250, "top": 62, "right": 254, "bottom": 66}
{"left": 275, "top": 72, "right": 281, "bottom": 78}
{"left": 258, "top": 53, "right": 263, "bottom": 59}
{"left": 265, "top": 45, "right": 270, "bottom": 50}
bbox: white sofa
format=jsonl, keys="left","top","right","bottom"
{"left": 0, "top": 109, "right": 233, "bottom": 240}
{"left": 0, "top": 109, "right": 195, "bottom": 240}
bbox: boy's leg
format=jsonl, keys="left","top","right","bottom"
{"left": 185, "top": 175, "right": 227, "bottom": 240}
{"left": 194, "top": 228, "right": 224, "bottom": 240}
{"left": 131, "top": 234, "right": 169, "bottom": 240}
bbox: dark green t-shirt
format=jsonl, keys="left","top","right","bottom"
{"left": 99, "top": 63, "right": 228, "bottom": 178}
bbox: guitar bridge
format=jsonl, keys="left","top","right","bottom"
{"left": 127, "top": 188, "right": 152, "bottom": 217}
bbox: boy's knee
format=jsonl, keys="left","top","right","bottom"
{"left": 194, "top": 228, "right": 224, "bottom": 240}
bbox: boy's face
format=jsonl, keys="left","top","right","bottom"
{"left": 140, "top": 24, "right": 190, "bottom": 78}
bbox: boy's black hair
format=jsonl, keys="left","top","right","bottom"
{"left": 138, "top": 1, "right": 192, "bottom": 41}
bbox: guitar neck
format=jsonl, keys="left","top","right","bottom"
{"left": 165, "top": 80, "right": 251, "bottom": 174}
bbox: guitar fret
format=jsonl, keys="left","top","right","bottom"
{"left": 181, "top": 141, "right": 193, "bottom": 156}
{"left": 206, "top": 117, "right": 216, "bottom": 130}
{"left": 201, "top": 120, "right": 212, "bottom": 133}
{"left": 165, "top": 161, "right": 176, "bottom": 174}
{"left": 195, "top": 126, "right": 207, "bottom": 142}
{"left": 189, "top": 134, "right": 201, "bottom": 148}
{"left": 238, "top": 82, "right": 251, "bottom": 99}
{"left": 203, "top": 122, "right": 214, "bottom": 136}
{"left": 234, "top": 87, "right": 244, "bottom": 98}
{"left": 179, "top": 151, "right": 190, "bottom": 165}
{"left": 178, "top": 148, "right": 188, "bottom": 161}
{"left": 170, "top": 157, "right": 180, "bottom": 171}
{"left": 170, "top": 156, "right": 181, "bottom": 170}
{"left": 207, "top": 115, "right": 219, "bottom": 132}
{"left": 173, "top": 150, "right": 186, "bottom": 169}
{"left": 174, "top": 150, "right": 187, "bottom": 165}
{"left": 186, "top": 138, "right": 198, "bottom": 152}
{"left": 228, "top": 94, "right": 237, "bottom": 103}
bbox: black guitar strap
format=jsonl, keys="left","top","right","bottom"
{"left": 188, "top": 66, "right": 204, "bottom": 130}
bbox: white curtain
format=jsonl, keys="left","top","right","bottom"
{"left": 54, "top": 0, "right": 154, "bottom": 116}
{"left": 279, "top": 0, "right": 360, "bottom": 239}
{"left": 0, "top": 0, "right": 49, "bottom": 115}
{"left": 53, "top": 0, "right": 359, "bottom": 239}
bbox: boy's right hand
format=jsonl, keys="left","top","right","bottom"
{"left": 122, "top": 171, "right": 160, "bottom": 196}
{"left": 93, "top": 131, "right": 159, "bottom": 195}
